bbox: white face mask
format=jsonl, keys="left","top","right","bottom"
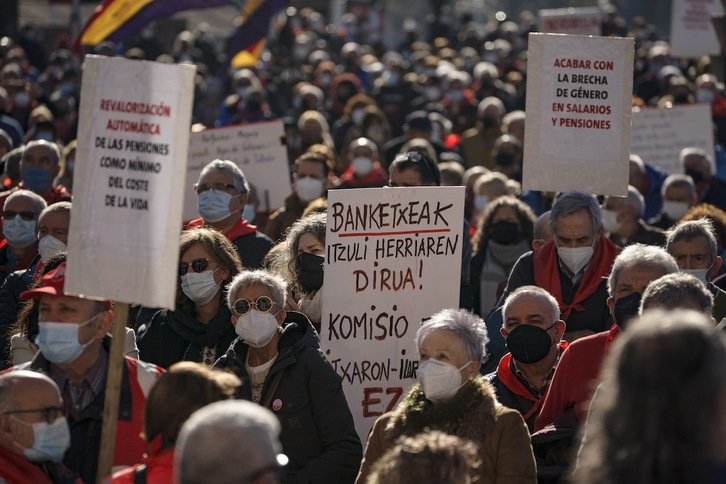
{"left": 352, "top": 156, "right": 373, "bottom": 177}
{"left": 417, "top": 358, "right": 471, "bottom": 403}
{"left": 11, "top": 415, "right": 70, "bottom": 462}
{"left": 601, "top": 209, "right": 621, "bottom": 234}
{"left": 235, "top": 309, "right": 279, "bottom": 348}
{"left": 181, "top": 268, "right": 221, "bottom": 305}
{"left": 474, "top": 195, "right": 488, "bottom": 213}
{"left": 662, "top": 200, "right": 689, "bottom": 221}
{"left": 680, "top": 267, "right": 711, "bottom": 285}
{"left": 38, "top": 235, "right": 67, "bottom": 262}
{"left": 557, "top": 242, "right": 595, "bottom": 275}
{"left": 351, "top": 108, "right": 365, "bottom": 125}
{"left": 295, "top": 177, "right": 324, "bottom": 203}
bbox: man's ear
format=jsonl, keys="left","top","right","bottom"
{"left": 555, "top": 320, "right": 567, "bottom": 340}
{"left": 607, "top": 296, "right": 615, "bottom": 320}
{"left": 0, "top": 414, "right": 14, "bottom": 442}
{"left": 710, "top": 256, "right": 723, "bottom": 281}
{"left": 97, "top": 311, "right": 113, "bottom": 338}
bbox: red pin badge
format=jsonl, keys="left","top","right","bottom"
{"left": 272, "top": 399, "right": 283, "bottom": 411}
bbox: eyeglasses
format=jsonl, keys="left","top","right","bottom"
{"left": 3, "top": 210, "right": 37, "bottom": 221}
{"left": 4, "top": 406, "right": 64, "bottom": 424}
{"left": 233, "top": 296, "right": 277, "bottom": 315}
{"left": 179, "top": 258, "right": 210, "bottom": 275}
{"left": 194, "top": 182, "right": 237, "bottom": 194}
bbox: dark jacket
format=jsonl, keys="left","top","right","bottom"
{"left": 137, "top": 304, "right": 237, "bottom": 369}
{"left": 231, "top": 230, "right": 274, "bottom": 269}
{"left": 647, "top": 211, "right": 678, "bottom": 231}
{"left": 265, "top": 193, "right": 309, "bottom": 243}
{"left": 608, "top": 219, "right": 666, "bottom": 248}
{"left": 0, "top": 257, "right": 39, "bottom": 369}
{"left": 214, "top": 311, "right": 362, "bottom": 484}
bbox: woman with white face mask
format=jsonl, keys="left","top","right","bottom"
{"left": 214, "top": 269, "right": 362, "bottom": 483}
{"left": 137, "top": 228, "right": 243, "bottom": 369}
{"left": 357, "top": 308, "right": 537, "bottom": 484}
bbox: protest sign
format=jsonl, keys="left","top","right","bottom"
{"left": 523, "top": 33, "right": 634, "bottom": 196}
{"left": 630, "top": 103, "right": 714, "bottom": 174}
{"left": 321, "top": 186, "right": 464, "bottom": 440}
{"left": 66, "top": 56, "right": 195, "bottom": 309}
{"left": 539, "top": 7, "right": 602, "bottom": 36}
{"left": 670, "top": 0, "right": 722, "bottom": 58}
{"left": 184, "top": 120, "right": 291, "bottom": 221}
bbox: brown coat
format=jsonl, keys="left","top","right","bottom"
{"left": 355, "top": 379, "right": 537, "bottom": 484}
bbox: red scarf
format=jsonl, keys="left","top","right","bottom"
{"left": 187, "top": 217, "right": 257, "bottom": 241}
{"left": 0, "top": 446, "right": 52, "bottom": 484}
{"left": 533, "top": 237, "right": 619, "bottom": 320}
{"left": 497, "top": 341, "right": 568, "bottom": 421}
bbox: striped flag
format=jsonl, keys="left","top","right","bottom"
{"left": 227, "top": 0, "right": 290, "bottom": 68}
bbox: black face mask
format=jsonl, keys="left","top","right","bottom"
{"left": 613, "top": 292, "right": 642, "bottom": 330}
{"left": 505, "top": 322, "right": 556, "bottom": 364}
{"left": 686, "top": 168, "right": 704, "bottom": 185}
{"left": 481, "top": 116, "right": 496, "bottom": 128}
{"left": 490, "top": 220, "right": 520, "bottom": 245}
{"left": 496, "top": 152, "right": 516, "bottom": 167}
{"left": 299, "top": 252, "right": 324, "bottom": 293}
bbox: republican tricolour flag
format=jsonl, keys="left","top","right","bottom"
{"left": 227, "top": 0, "right": 290, "bottom": 68}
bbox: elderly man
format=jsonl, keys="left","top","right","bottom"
{"left": 0, "top": 371, "right": 76, "bottom": 482}
{"left": 459, "top": 97, "right": 505, "bottom": 169}
{"left": 486, "top": 286, "right": 567, "bottom": 431}
{"left": 601, "top": 185, "right": 665, "bottom": 248}
{"left": 640, "top": 272, "right": 714, "bottom": 315}
{"left": 498, "top": 191, "right": 619, "bottom": 340}
{"left": 665, "top": 218, "right": 726, "bottom": 321}
{"left": 187, "top": 159, "right": 273, "bottom": 269}
{"left": 12, "top": 257, "right": 163, "bottom": 483}
{"left": 176, "top": 399, "right": 288, "bottom": 484}
{"left": 336, "top": 137, "right": 388, "bottom": 189}
{"left": 534, "top": 244, "right": 678, "bottom": 431}
{"left": 647, "top": 174, "right": 696, "bottom": 230}
{"left": 681, "top": 147, "right": 726, "bottom": 212}
{"left": 0, "top": 190, "right": 46, "bottom": 283}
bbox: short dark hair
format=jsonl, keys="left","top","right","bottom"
{"left": 389, "top": 151, "right": 441, "bottom": 186}
{"left": 294, "top": 151, "right": 333, "bottom": 177}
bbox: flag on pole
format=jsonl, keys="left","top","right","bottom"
{"left": 227, "top": 0, "right": 290, "bottom": 68}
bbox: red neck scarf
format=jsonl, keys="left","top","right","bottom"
{"left": 497, "top": 341, "right": 568, "bottom": 421}
{"left": 533, "top": 237, "right": 619, "bottom": 320}
{"left": 0, "top": 446, "right": 52, "bottom": 484}
{"left": 187, "top": 217, "right": 257, "bottom": 240}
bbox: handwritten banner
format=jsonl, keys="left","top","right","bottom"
{"left": 321, "top": 186, "right": 464, "bottom": 440}
{"left": 184, "top": 120, "right": 291, "bottom": 221}
{"left": 523, "top": 33, "right": 634, "bottom": 196}
{"left": 66, "top": 56, "right": 195, "bottom": 309}
{"left": 670, "top": 0, "right": 722, "bottom": 58}
{"left": 539, "top": 7, "right": 602, "bottom": 36}
{"left": 630, "top": 104, "right": 714, "bottom": 174}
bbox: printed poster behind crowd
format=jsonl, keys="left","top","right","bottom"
{"left": 66, "top": 56, "right": 195, "bottom": 309}
{"left": 523, "top": 33, "right": 634, "bottom": 196}
{"left": 539, "top": 7, "right": 602, "bottom": 36}
{"left": 630, "top": 103, "right": 714, "bottom": 174}
{"left": 184, "top": 120, "right": 291, "bottom": 221}
{"left": 321, "top": 187, "right": 464, "bottom": 440}
{"left": 670, "top": 0, "right": 723, "bottom": 58}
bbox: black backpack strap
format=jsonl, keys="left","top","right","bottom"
{"left": 133, "top": 464, "right": 147, "bottom": 484}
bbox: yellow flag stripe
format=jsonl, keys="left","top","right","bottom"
{"left": 80, "top": 0, "right": 154, "bottom": 45}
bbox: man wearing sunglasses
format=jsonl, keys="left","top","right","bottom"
{"left": 0, "top": 189, "right": 45, "bottom": 285}
{"left": 187, "top": 159, "right": 273, "bottom": 270}
{"left": 0, "top": 370, "right": 79, "bottom": 482}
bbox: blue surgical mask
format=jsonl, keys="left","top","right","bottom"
{"left": 21, "top": 166, "right": 52, "bottom": 193}
{"left": 242, "top": 204, "right": 256, "bottom": 222}
{"left": 3, "top": 215, "right": 37, "bottom": 248}
{"left": 35, "top": 316, "right": 101, "bottom": 364}
{"left": 12, "top": 415, "right": 70, "bottom": 462}
{"left": 198, "top": 189, "right": 235, "bottom": 223}
{"left": 181, "top": 268, "right": 221, "bottom": 305}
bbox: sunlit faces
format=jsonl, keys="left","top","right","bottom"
{"left": 37, "top": 210, "right": 70, "bottom": 244}
{"left": 669, "top": 236, "right": 719, "bottom": 275}
{"left": 389, "top": 167, "right": 423, "bottom": 187}
{"left": 21, "top": 145, "right": 58, "bottom": 174}
{"left": 553, "top": 209, "right": 596, "bottom": 248}
{"left": 2, "top": 378, "right": 63, "bottom": 453}
{"left": 418, "top": 329, "right": 477, "bottom": 381}
{"left": 295, "top": 159, "right": 326, "bottom": 182}
{"left": 502, "top": 293, "right": 558, "bottom": 334}
{"left": 610, "top": 266, "right": 670, "bottom": 303}
{"left": 298, "top": 233, "right": 324, "bottom": 257}
{"left": 232, "top": 283, "right": 285, "bottom": 326}
{"left": 197, "top": 170, "right": 243, "bottom": 213}
{"left": 180, "top": 243, "right": 230, "bottom": 286}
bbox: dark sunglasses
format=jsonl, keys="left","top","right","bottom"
{"left": 233, "top": 296, "right": 277, "bottom": 315}
{"left": 5, "top": 406, "right": 64, "bottom": 424}
{"left": 3, "top": 210, "right": 37, "bottom": 221}
{"left": 179, "top": 258, "right": 210, "bottom": 276}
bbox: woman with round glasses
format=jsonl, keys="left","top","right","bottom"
{"left": 214, "top": 269, "right": 362, "bottom": 483}
{"left": 137, "top": 227, "right": 243, "bottom": 368}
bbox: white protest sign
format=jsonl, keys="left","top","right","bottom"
{"left": 321, "top": 186, "right": 464, "bottom": 440}
{"left": 630, "top": 104, "right": 714, "bottom": 174}
{"left": 66, "top": 56, "right": 195, "bottom": 309}
{"left": 539, "top": 7, "right": 601, "bottom": 36}
{"left": 184, "top": 120, "right": 291, "bottom": 221}
{"left": 670, "top": 0, "right": 723, "bottom": 58}
{"left": 523, "top": 33, "right": 634, "bottom": 196}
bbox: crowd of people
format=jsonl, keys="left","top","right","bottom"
{"left": 2, "top": 3, "right": 726, "bottom": 483}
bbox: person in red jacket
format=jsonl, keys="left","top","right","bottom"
{"left": 336, "top": 137, "right": 389, "bottom": 189}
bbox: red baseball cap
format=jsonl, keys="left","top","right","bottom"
{"left": 20, "top": 262, "right": 113, "bottom": 310}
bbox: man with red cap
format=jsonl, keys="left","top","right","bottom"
{"left": 11, "top": 256, "right": 163, "bottom": 483}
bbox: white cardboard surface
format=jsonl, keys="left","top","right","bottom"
{"left": 539, "top": 7, "right": 602, "bottom": 36}
{"left": 670, "top": 0, "right": 722, "bottom": 59}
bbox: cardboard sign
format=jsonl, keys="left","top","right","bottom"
{"left": 321, "top": 186, "right": 464, "bottom": 440}
{"left": 184, "top": 120, "right": 291, "bottom": 221}
{"left": 630, "top": 104, "right": 714, "bottom": 174}
{"left": 523, "top": 33, "right": 634, "bottom": 196}
{"left": 670, "top": 0, "right": 722, "bottom": 58}
{"left": 66, "top": 56, "right": 195, "bottom": 309}
{"left": 539, "top": 7, "right": 602, "bottom": 36}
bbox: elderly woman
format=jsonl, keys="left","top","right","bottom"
{"left": 214, "top": 269, "right": 362, "bottom": 483}
{"left": 137, "top": 227, "right": 243, "bottom": 368}
{"left": 357, "top": 308, "right": 536, "bottom": 484}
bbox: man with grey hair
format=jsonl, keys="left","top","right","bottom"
{"left": 681, "top": 146, "right": 726, "bottom": 212}
{"left": 601, "top": 185, "right": 665, "bottom": 248}
{"left": 459, "top": 96, "right": 505, "bottom": 169}
{"left": 486, "top": 286, "right": 566, "bottom": 431}
{"left": 648, "top": 174, "right": 696, "bottom": 230}
{"left": 640, "top": 272, "right": 714, "bottom": 316}
{"left": 665, "top": 218, "right": 726, "bottom": 321}
{"left": 0, "top": 190, "right": 46, "bottom": 284}
{"left": 337, "top": 137, "right": 388, "bottom": 189}
{"left": 495, "top": 191, "right": 619, "bottom": 341}
{"left": 176, "top": 400, "right": 287, "bottom": 484}
{"left": 187, "top": 158, "right": 273, "bottom": 269}
{"left": 535, "top": 244, "right": 678, "bottom": 431}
